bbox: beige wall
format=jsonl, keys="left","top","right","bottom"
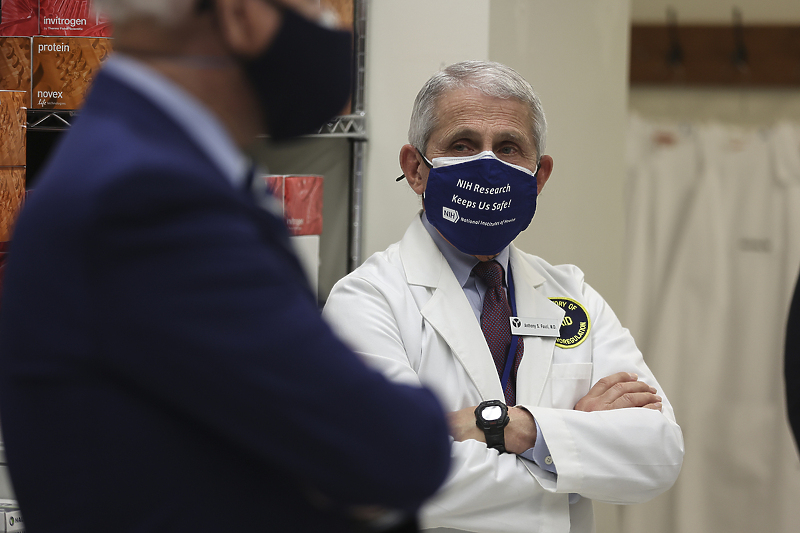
{"left": 489, "top": 0, "right": 631, "bottom": 311}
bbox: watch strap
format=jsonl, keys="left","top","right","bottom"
{"left": 484, "top": 426, "right": 506, "bottom": 453}
{"left": 475, "top": 400, "right": 509, "bottom": 453}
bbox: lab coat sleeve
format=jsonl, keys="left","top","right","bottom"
{"left": 521, "top": 281, "right": 685, "bottom": 504}
{"left": 323, "top": 273, "right": 570, "bottom": 532}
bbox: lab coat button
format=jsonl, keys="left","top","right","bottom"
{"left": 545, "top": 455, "right": 553, "bottom": 465}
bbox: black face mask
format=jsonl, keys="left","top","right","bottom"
{"left": 198, "top": 0, "right": 353, "bottom": 141}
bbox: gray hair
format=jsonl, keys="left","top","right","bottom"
{"left": 408, "top": 60, "right": 547, "bottom": 160}
{"left": 92, "top": 0, "right": 196, "bottom": 24}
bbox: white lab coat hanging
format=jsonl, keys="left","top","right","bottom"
{"left": 621, "top": 118, "right": 800, "bottom": 533}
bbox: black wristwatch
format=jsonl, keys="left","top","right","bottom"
{"left": 475, "top": 400, "right": 510, "bottom": 453}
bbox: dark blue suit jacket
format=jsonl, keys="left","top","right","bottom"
{"left": 0, "top": 70, "right": 450, "bottom": 532}
{"left": 786, "top": 275, "right": 800, "bottom": 452}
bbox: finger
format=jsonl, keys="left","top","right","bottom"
{"left": 611, "top": 392, "right": 662, "bottom": 409}
{"left": 643, "top": 402, "right": 663, "bottom": 411}
{"left": 586, "top": 371, "right": 639, "bottom": 398}
{"left": 576, "top": 375, "right": 647, "bottom": 411}
{"left": 603, "top": 379, "right": 658, "bottom": 402}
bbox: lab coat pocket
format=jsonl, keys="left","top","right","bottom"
{"left": 550, "top": 363, "right": 593, "bottom": 409}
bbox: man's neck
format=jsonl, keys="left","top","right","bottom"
{"left": 113, "top": 19, "right": 265, "bottom": 150}
{"left": 141, "top": 57, "right": 263, "bottom": 149}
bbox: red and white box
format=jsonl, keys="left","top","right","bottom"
{"left": 0, "top": 0, "right": 39, "bottom": 36}
{"left": 263, "top": 174, "right": 324, "bottom": 236}
{"left": 39, "top": 0, "right": 112, "bottom": 37}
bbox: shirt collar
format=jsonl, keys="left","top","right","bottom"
{"left": 421, "top": 211, "right": 510, "bottom": 287}
{"left": 101, "top": 54, "right": 250, "bottom": 189}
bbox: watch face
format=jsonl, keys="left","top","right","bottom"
{"left": 482, "top": 405, "right": 502, "bottom": 421}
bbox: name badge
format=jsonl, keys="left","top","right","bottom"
{"left": 509, "top": 317, "right": 561, "bottom": 337}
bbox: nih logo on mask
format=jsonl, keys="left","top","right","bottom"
{"left": 443, "top": 207, "right": 460, "bottom": 223}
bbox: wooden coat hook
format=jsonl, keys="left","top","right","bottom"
{"left": 630, "top": 8, "right": 800, "bottom": 87}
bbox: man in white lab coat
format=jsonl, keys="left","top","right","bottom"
{"left": 322, "top": 61, "right": 684, "bottom": 533}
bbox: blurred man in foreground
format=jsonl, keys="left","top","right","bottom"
{"left": 0, "top": 1, "right": 450, "bottom": 532}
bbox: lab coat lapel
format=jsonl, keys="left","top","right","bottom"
{"left": 509, "top": 245, "right": 565, "bottom": 405}
{"left": 400, "top": 213, "right": 506, "bottom": 401}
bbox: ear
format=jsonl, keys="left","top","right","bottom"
{"left": 400, "top": 144, "right": 429, "bottom": 196}
{"left": 535, "top": 155, "right": 553, "bottom": 195}
{"left": 215, "top": 0, "right": 282, "bottom": 57}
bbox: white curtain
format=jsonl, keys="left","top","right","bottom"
{"left": 620, "top": 115, "right": 800, "bottom": 533}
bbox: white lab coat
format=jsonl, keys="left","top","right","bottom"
{"left": 621, "top": 119, "right": 800, "bottom": 533}
{"left": 323, "top": 213, "right": 684, "bottom": 533}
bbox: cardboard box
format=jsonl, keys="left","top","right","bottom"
{"left": 39, "top": 0, "right": 111, "bottom": 37}
{"left": 0, "top": 38, "right": 32, "bottom": 104}
{"left": 0, "top": 0, "right": 38, "bottom": 36}
{"left": 0, "top": 88, "right": 25, "bottom": 282}
{"left": 0, "top": 168, "right": 25, "bottom": 242}
{"left": 31, "top": 36, "right": 112, "bottom": 110}
{"left": 0, "top": 90, "right": 26, "bottom": 165}
{"left": 264, "top": 175, "right": 324, "bottom": 236}
{"left": 4, "top": 509, "right": 23, "bottom": 532}
{"left": 0, "top": 498, "right": 22, "bottom": 532}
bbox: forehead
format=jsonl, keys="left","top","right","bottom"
{"left": 430, "top": 87, "right": 534, "bottom": 145}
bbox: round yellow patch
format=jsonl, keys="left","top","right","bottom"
{"left": 549, "top": 298, "right": 591, "bottom": 349}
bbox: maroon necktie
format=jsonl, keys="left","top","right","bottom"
{"left": 473, "top": 260, "right": 523, "bottom": 406}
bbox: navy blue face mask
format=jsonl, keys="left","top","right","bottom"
{"left": 198, "top": 0, "right": 353, "bottom": 141}
{"left": 423, "top": 151, "right": 539, "bottom": 257}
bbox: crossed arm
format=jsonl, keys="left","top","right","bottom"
{"left": 448, "top": 371, "right": 663, "bottom": 453}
